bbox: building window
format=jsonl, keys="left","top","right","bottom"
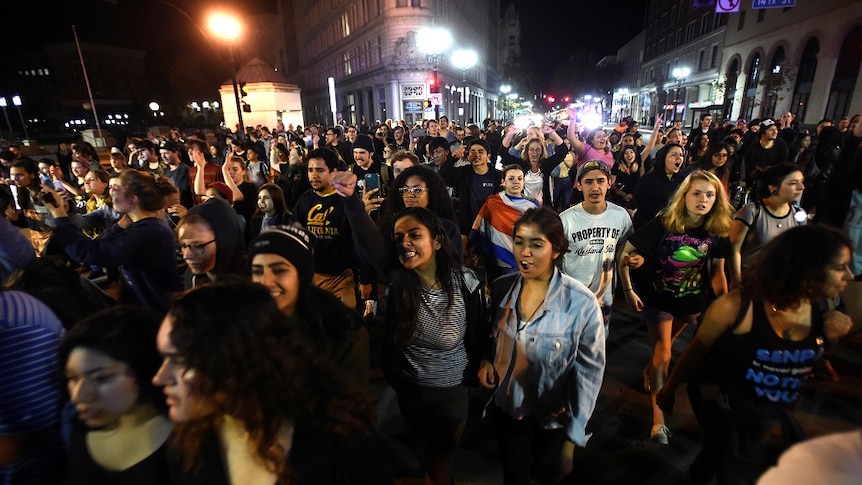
{"left": 738, "top": 10, "right": 745, "bottom": 30}
{"left": 711, "top": 45, "right": 719, "bottom": 68}
{"left": 740, "top": 54, "right": 761, "bottom": 120}
{"left": 411, "top": 0, "right": 420, "bottom": 6}
{"left": 700, "top": 13, "right": 709, "bottom": 35}
{"left": 396, "top": 0, "right": 406, "bottom": 6}
{"left": 826, "top": 26, "right": 862, "bottom": 120}
{"left": 686, "top": 21, "right": 696, "bottom": 42}
{"left": 791, "top": 38, "right": 819, "bottom": 122}
{"left": 757, "top": 9, "right": 765, "bottom": 23}
{"left": 343, "top": 52, "right": 352, "bottom": 76}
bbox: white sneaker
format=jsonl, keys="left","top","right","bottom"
{"left": 651, "top": 424, "right": 671, "bottom": 445}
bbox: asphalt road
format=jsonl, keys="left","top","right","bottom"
{"left": 370, "top": 295, "right": 862, "bottom": 485}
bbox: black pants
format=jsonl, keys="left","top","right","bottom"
{"left": 396, "top": 381, "right": 468, "bottom": 483}
{"left": 491, "top": 405, "right": 569, "bottom": 485}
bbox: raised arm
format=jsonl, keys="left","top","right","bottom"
{"left": 639, "top": 114, "right": 663, "bottom": 171}
{"left": 565, "top": 106, "right": 587, "bottom": 157}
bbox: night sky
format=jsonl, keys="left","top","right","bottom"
{"left": 7, "top": 0, "right": 645, "bottom": 95}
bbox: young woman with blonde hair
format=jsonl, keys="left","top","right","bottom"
{"left": 618, "top": 169, "right": 734, "bottom": 444}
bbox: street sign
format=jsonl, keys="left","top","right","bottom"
{"left": 716, "top": 0, "right": 741, "bottom": 13}
{"left": 430, "top": 93, "right": 442, "bottom": 106}
{"left": 752, "top": 0, "right": 795, "bottom": 9}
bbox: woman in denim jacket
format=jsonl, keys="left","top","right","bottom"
{"left": 478, "top": 206, "right": 606, "bottom": 485}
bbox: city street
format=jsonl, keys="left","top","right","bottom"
{"left": 370, "top": 295, "right": 862, "bottom": 484}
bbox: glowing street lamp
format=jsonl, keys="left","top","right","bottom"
{"left": 0, "top": 97, "right": 12, "bottom": 135}
{"left": 451, "top": 49, "right": 478, "bottom": 125}
{"left": 149, "top": 101, "right": 160, "bottom": 118}
{"left": 417, "top": 26, "right": 453, "bottom": 119}
{"left": 12, "top": 95, "right": 28, "bottom": 140}
{"left": 209, "top": 11, "right": 244, "bottom": 138}
{"left": 672, "top": 66, "right": 691, "bottom": 124}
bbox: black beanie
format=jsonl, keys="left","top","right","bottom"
{"left": 248, "top": 224, "right": 316, "bottom": 283}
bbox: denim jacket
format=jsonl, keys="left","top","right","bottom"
{"left": 486, "top": 267, "right": 606, "bottom": 446}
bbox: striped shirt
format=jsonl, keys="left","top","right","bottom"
{"left": 0, "top": 291, "right": 66, "bottom": 484}
{"left": 402, "top": 273, "right": 468, "bottom": 388}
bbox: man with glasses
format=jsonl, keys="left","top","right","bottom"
{"left": 560, "top": 160, "right": 634, "bottom": 326}
{"left": 324, "top": 126, "right": 353, "bottom": 167}
{"left": 175, "top": 197, "right": 245, "bottom": 290}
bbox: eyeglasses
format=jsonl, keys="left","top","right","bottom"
{"left": 177, "top": 240, "right": 216, "bottom": 255}
{"left": 398, "top": 187, "right": 427, "bottom": 197}
{"left": 713, "top": 153, "right": 729, "bottom": 158}
{"left": 376, "top": 132, "right": 385, "bottom": 137}
{"left": 528, "top": 148, "right": 543, "bottom": 154}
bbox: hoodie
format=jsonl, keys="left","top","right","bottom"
{"left": 182, "top": 198, "right": 247, "bottom": 289}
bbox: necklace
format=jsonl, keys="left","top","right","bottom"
{"left": 770, "top": 303, "right": 809, "bottom": 339}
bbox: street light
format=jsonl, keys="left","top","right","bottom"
{"left": 451, "top": 49, "right": 478, "bottom": 126}
{"left": 672, "top": 66, "right": 690, "bottom": 125}
{"left": 209, "top": 11, "right": 244, "bottom": 139}
{"left": 0, "top": 97, "right": 12, "bottom": 135}
{"left": 11, "top": 95, "right": 28, "bottom": 140}
{"left": 499, "top": 85, "right": 512, "bottom": 120}
{"left": 149, "top": 101, "right": 160, "bottom": 118}
{"left": 417, "top": 26, "right": 453, "bottom": 120}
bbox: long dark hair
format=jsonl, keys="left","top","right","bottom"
{"left": 252, "top": 183, "right": 289, "bottom": 222}
{"left": 167, "top": 281, "right": 373, "bottom": 478}
{"left": 382, "top": 165, "right": 456, "bottom": 225}
{"left": 698, "top": 141, "right": 732, "bottom": 183}
{"left": 388, "top": 207, "right": 459, "bottom": 347}
{"left": 743, "top": 225, "right": 851, "bottom": 310}
{"left": 58, "top": 305, "right": 165, "bottom": 414}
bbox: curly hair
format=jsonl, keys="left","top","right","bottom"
{"left": 166, "top": 281, "right": 374, "bottom": 479}
{"left": 513, "top": 207, "right": 569, "bottom": 265}
{"left": 58, "top": 305, "right": 166, "bottom": 414}
{"left": 743, "top": 225, "right": 851, "bottom": 310}
{"left": 388, "top": 207, "right": 459, "bottom": 347}
{"left": 662, "top": 169, "right": 733, "bottom": 237}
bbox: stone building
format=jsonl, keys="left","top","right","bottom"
{"left": 276, "top": 0, "right": 500, "bottom": 127}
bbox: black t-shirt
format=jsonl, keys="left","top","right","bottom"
{"left": 629, "top": 217, "right": 731, "bottom": 315}
{"left": 469, "top": 172, "right": 498, "bottom": 223}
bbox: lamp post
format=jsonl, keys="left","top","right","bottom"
{"left": 500, "top": 84, "right": 511, "bottom": 121}
{"left": 672, "top": 67, "right": 690, "bottom": 126}
{"left": 417, "top": 27, "right": 452, "bottom": 121}
{"left": 149, "top": 101, "right": 160, "bottom": 119}
{"left": 0, "top": 97, "right": 12, "bottom": 136}
{"left": 451, "top": 49, "right": 478, "bottom": 127}
{"left": 11, "top": 95, "right": 28, "bottom": 141}
{"left": 209, "top": 12, "right": 244, "bottom": 140}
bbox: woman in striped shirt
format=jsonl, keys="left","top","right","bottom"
{"left": 385, "top": 207, "right": 488, "bottom": 485}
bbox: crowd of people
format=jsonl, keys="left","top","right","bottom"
{"left": 0, "top": 108, "right": 861, "bottom": 485}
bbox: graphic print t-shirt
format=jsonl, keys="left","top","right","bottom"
{"left": 630, "top": 217, "right": 731, "bottom": 315}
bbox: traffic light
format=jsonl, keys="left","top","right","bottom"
{"left": 239, "top": 82, "right": 248, "bottom": 98}
{"left": 423, "top": 99, "right": 432, "bottom": 108}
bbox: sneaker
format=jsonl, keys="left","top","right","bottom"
{"left": 650, "top": 424, "right": 671, "bottom": 445}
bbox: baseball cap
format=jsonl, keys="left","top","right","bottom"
{"left": 576, "top": 160, "right": 612, "bottom": 181}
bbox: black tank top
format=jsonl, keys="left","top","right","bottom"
{"left": 715, "top": 299, "right": 825, "bottom": 409}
